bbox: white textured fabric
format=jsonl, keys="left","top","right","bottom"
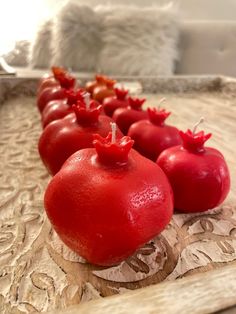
{"left": 3, "top": 41, "right": 30, "bottom": 67}
{"left": 51, "top": 1, "right": 102, "bottom": 71}
{"left": 29, "top": 2, "right": 179, "bottom": 75}
{"left": 97, "top": 4, "right": 180, "bottom": 76}
{"left": 29, "top": 20, "right": 53, "bottom": 69}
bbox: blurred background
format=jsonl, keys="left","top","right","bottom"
{"left": 1, "top": 0, "right": 236, "bottom": 77}
{"left": 1, "top": 0, "right": 236, "bottom": 55}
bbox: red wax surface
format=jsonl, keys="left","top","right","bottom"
{"left": 44, "top": 132, "right": 173, "bottom": 266}
{"left": 113, "top": 97, "right": 147, "bottom": 135}
{"left": 85, "top": 74, "right": 114, "bottom": 94}
{"left": 41, "top": 89, "right": 85, "bottom": 128}
{"left": 38, "top": 102, "right": 122, "bottom": 175}
{"left": 37, "top": 73, "right": 76, "bottom": 113}
{"left": 128, "top": 107, "right": 182, "bottom": 161}
{"left": 157, "top": 129, "right": 230, "bottom": 212}
{"left": 103, "top": 87, "right": 129, "bottom": 117}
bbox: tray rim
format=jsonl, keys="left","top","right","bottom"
{"left": 47, "top": 261, "right": 236, "bottom": 314}
{"left": 1, "top": 74, "right": 236, "bottom": 105}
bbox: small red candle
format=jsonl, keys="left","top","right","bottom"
{"left": 37, "top": 71, "right": 76, "bottom": 113}
{"left": 103, "top": 87, "right": 129, "bottom": 117}
{"left": 157, "top": 118, "right": 231, "bottom": 212}
{"left": 41, "top": 88, "right": 85, "bottom": 128}
{"left": 37, "top": 66, "right": 67, "bottom": 95}
{"left": 92, "top": 78, "right": 116, "bottom": 103}
{"left": 85, "top": 74, "right": 110, "bottom": 94}
{"left": 44, "top": 123, "right": 173, "bottom": 266}
{"left": 128, "top": 102, "right": 182, "bottom": 161}
{"left": 38, "top": 93, "right": 121, "bottom": 175}
{"left": 113, "top": 96, "right": 148, "bottom": 135}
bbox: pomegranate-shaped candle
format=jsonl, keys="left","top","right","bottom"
{"left": 37, "top": 71, "right": 76, "bottom": 113}
{"left": 103, "top": 87, "right": 129, "bottom": 117}
{"left": 44, "top": 123, "right": 173, "bottom": 266}
{"left": 41, "top": 88, "right": 85, "bottom": 128}
{"left": 113, "top": 96, "right": 148, "bottom": 135}
{"left": 92, "top": 78, "right": 116, "bottom": 103}
{"left": 157, "top": 118, "right": 230, "bottom": 213}
{"left": 128, "top": 105, "right": 182, "bottom": 161}
{"left": 37, "top": 66, "right": 67, "bottom": 95}
{"left": 38, "top": 94, "right": 122, "bottom": 175}
{"left": 85, "top": 74, "right": 111, "bottom": 94}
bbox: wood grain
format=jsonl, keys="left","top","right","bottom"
{"left": 0, "top": 79, "right": 236, "bottom": 313}
{"left": 48, "top": 261, "right": 236, "bottom": 314}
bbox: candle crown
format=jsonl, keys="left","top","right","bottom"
{"left": 65, "top": 89, "right": 85, "bottom": 106}
{"left": 180, "top": 129, "right": 212, "bottom": 153}
{"left": 72, "top": 99, "right": 102, "bottom": 125}
{"left": 93, "top": 129, "right": 134, "bottom": 165}
{"left": 95, "top": 74, "right": 108, "bottom": 84}
{"left": 115, "top": 88, "right": 129, "bottom": 100}
{"left": 128, "top": 97, "right": 146, "bottom": 111}
{"left": 95, "top": 75, "right": 116, "bottom": 88}
{"left": 57, "top": 73, "right": 76, "bottom": 89}
{"left": 147, "top": 107, "right": 171, "bottom": 126}
{"left": 51, "top": 66, "right": 67, "bottom": 81}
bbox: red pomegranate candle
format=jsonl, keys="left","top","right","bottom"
{"left": 44, "top": 123, "right": 173, "bottom": 266}
{"left": 92, "top": 78, "right": 116, "bottom": 103}
{"left": 103, "top": 87, "right": 129, "bottom": 117}
{"left": 38, "top": 94, "right": 122, "bottom": 175}
{"left": 37, "top": 66, "right": 67, "bottom": 95}
{"left": 157, "top": 118, "right": 231, "bottom": 213}
{"left": 85, "top": 74, "right": 111, "bottom": 94}
{"left": 128, "top": 102, "right": 182, "bottom": 161}
{"left": 41, "top": 88, "right": 85, "bottom": 128}
{"left": 113, "top": 96, "right": 148, "bottom": 135}
{"left": 37, "top": 71, "right": 76, "bottom": 113}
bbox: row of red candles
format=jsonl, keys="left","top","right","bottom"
{"left": 36, "top": 67, "right": 230, "bottom": 266}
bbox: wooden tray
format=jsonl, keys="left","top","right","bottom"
{"left": 0, "top": 75, "right": 236, "bottom": 314}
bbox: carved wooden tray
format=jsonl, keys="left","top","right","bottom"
{"left": 0, "top": 75, "right": 236, "bottom": 314}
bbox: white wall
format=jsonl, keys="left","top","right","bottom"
{"left": 43, "top": 0, "right": 236, "bottom": 20}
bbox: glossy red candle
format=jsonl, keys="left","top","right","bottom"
{"left": 37, "top": 67, "right": 68, "bottom": 95}
{"left": 92, "top": 79, "right": 116, "bottom": 103}
{"left": 128, "top": 107, "right": 182, "bottom": 161}
{"left": 37, "top": 72, "right": 76, "bottom": 113}
{"left": 157, "top": 125, "right": 230, "bottom": 212}
{"left": 41, "top": 88, "right": 85, "bottom": 128}
{"left": 103, "top": 87, "right": 129, "bottom": 117}
{"left": 113, "top": 97, "right": 148, "bottom": 135}
{"left": 85, "top": 74, "right": 111, "bottom": 94}
{"left": 44, "top": 125, "right": 173, "bottom": 266}
{"left": 38, "top": 97, "right": 122, "bottom": 175}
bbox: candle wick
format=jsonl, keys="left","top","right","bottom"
{"left": 83, "top": 92, "right": 90, "bottom": 110}
{"left": 74, "top": 80, "right": 79, "bottom": 89}
{"left": 158, "top": 97, "right": 166, "bottom": 110}
{"left": 121, "top": 83, "right": 125, "bottom": 90}
{"left": 193, "top": 117, "right": 205, "bottom": 134}
{"left": 110, "top": 122, "right": 117, "bottom": 144}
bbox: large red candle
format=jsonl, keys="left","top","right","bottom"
{"left": 44, "top": 123, "right": 173, "bottom": 266}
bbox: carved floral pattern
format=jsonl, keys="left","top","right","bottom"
{"left": 0, "top": 93, "right": 235, "bottom": 313}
